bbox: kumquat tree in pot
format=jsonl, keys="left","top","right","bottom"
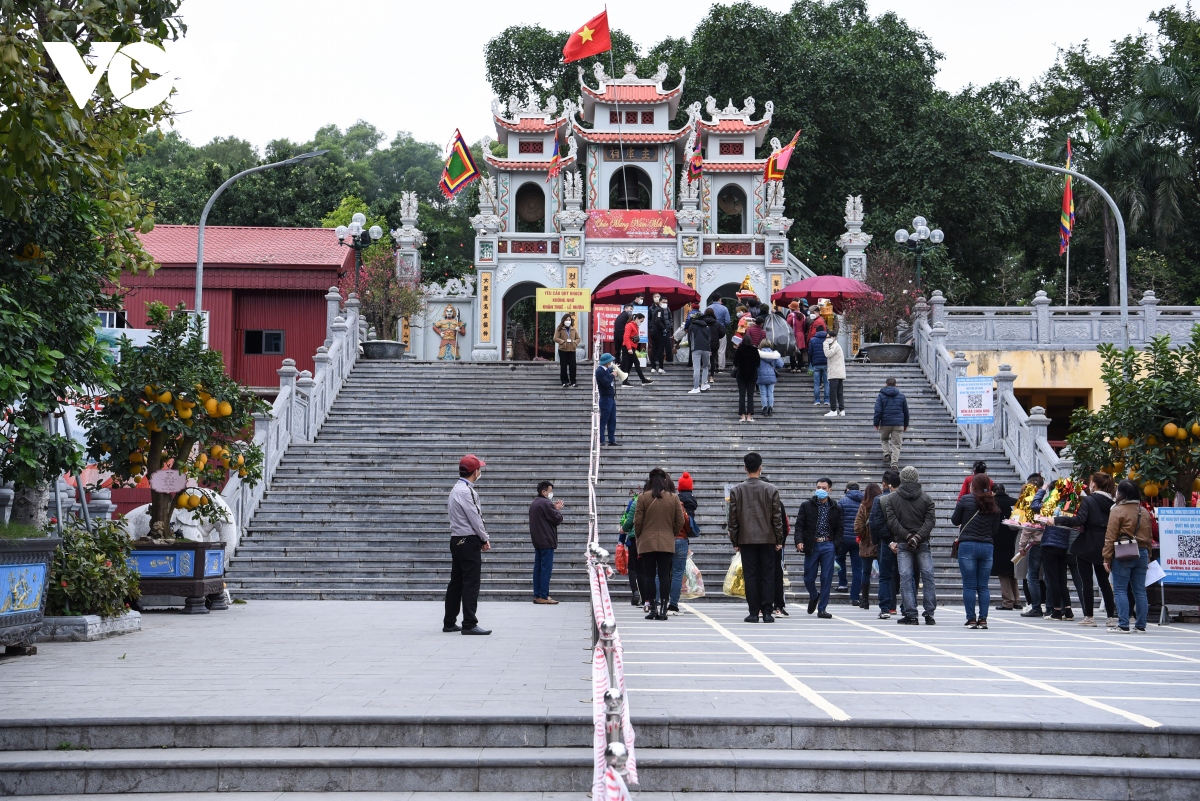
{"left": 1067, "top": 330, "right": 1200, "bottom": 506}
{"left": 81, "top": 302, "right": 269, "bottom": 542}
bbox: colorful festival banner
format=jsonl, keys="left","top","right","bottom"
{"left": 585, "top": 209, "right": 678, "bottom": 239}
{"left": 593, "top": 304, "right": 623, "bottom": 341}
{"left": 439, "top": 129, "right": 480, "bottom": 199}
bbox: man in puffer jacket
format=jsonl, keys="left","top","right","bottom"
{"left": 884, "top": 466, "right": 937, "bottom": 625}
{"left": 836, "top": 484, "right": 865, "bottom": 601}
{"left": 808, "top": 325, "right": 829, "bottom": 405}
{"left": 873, "top": 377, "right": 910, "bottom": 470}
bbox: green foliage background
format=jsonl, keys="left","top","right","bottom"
{"left": 47, "top": 520, "right": 140, "bottom": 618}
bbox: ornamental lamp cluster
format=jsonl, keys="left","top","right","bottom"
{"left": 335, "top": 212, "right": 387, "bottom": 296}
{"left": 893, "top": 216, "right": 945, "bottom": 290}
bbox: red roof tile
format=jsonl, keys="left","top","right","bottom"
{"left": 698, "top": 118, "right": 771, "bottom": 133}
{"left": 138, "top": 225, "right": 350, "bottom": 267}
{"left": 494, "top": 115, "right": 567, "bottom": 133}
{"left": 483, "top": 153, "right": 578, "bottom": 172}
{"left": 573, "top": 128, "right": 690, "bottom": 144}
{"left": 581, "top": 83, "right": 681, "bottom": 104}
{"left": 703, "top": 160, "right": 770, "bottom": 172}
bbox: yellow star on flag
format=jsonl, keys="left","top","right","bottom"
{"left": 579, "top": 25, "right": 594, "bottom": 43}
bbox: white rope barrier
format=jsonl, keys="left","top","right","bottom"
{"left": 586, "top": 330, "right": 637, "bottom": 798}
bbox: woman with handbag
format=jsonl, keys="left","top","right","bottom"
{"left": 634, "top": 468, "right": 686, "bottom": 621}
{"left": 1104, "top": 479, "right": 1154, "bottom": 633}
{"left": 951, "top": 473, "right": 1003, "bottom": 628}
{"left": 854, "top": 483, "right": 882, "bottom": 610}
{"left": 1055, "top": 472, "right": 1117, "bottom": 628}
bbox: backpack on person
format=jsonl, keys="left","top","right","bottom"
{"left": 619, "top": 497, "right": 637, "bottom": 533}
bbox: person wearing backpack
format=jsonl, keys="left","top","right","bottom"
{"left": 669, "top": 472, "right": 700, "bottom": 614}
{"left": 617, "top": 486, "right": 644, "bottom": 607}
{"left": 1104, "top": 479, "right": 1153, "bottom": 633}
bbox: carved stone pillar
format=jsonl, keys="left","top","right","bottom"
{"left": 345, "top": 295, "right": 362, "bottom": 353}
{"left": 930, "top": 321, "right": 948, "bottom": 354}
{"left": 836, "top": 194, "right": 871, "bottom": 281}
{"left": 276, "top": 358, "right": 298, "bottom": 434}
{"left": 325, "top": 287, "right": 342, "bottom": 347}
{"left": 1027, "top": 406, "right": 1053, "bottom": 473}
{"left": 995, "top": 363, "right": 1017, "bottom": 440}
{"left": 295, "top": 370, "right": 315, "bottom": 442}
{"left": 929, "top": 290, "right": 947, "bottom": 329}
{"left": 1032, "top": 290, "right": 1051, "bottom": 344}
{"left": 951, "top": 351, "right": 969, "bottom": 381}
{"left": 1140, "top": 289, "right": 1159, "bottom": 341}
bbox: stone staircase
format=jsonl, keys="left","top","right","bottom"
{"left": 226, "top": 359, "right": 1021, "bottom": 603}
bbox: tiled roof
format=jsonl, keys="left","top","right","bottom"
{"left": 703, "top": 160, "right": 770, "bottom": 172}
{"left": 580, "top": 83, "right": 682, "bottom": 104}
{"left": 698, "top": 117, "right": 771, "bottom": 133}
{"left": 494, "top": 115, "right": 568, "bottom": 133}
{"left": 138, "top": 225, "right": 350, "bottom": 267}
{"left": 572, "top": 128, "right": 691, "bottom": 144}
{"left": 483, "top": 153, "right": 577, "bottom": 172}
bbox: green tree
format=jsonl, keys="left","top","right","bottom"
{"left": 0, "top": 0, "right": 185, "bottom": 526}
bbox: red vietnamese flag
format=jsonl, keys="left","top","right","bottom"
{"left": 563, "top": 11, "right": 612, "bottom": 64}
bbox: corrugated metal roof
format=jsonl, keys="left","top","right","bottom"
{"left": 138, "top": 225, "right": 350, "bottom": 267}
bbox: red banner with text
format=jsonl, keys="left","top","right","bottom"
{"left": 585, "top": 210, "right": 678, "bottom": 239}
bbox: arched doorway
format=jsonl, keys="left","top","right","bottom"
{"left": 608, "top": 166, "right": 652, "bottom": 210}
{"left": 503, "top": 281, "right": 554, "bottom": 361}
{"left": 717, "top": 185, "right": 746, "bottom": 234}
{"left": 514, "top": 182, "right": 546, "bottom": 233}
{"left": 591, "top": 270, "right": 651, "bottom": 357}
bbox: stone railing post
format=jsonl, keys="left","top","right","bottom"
{"left": 312, "top": 346, "right": 331, "bottom": 387}
{"left": 87, "top": 488, "right": 115, "bottom": 521}
{"left": 276, "top": 358, "right": 298, "bottom": 432}
{"left": 1026, "top": 405, "right": 1052, "bottom": 473}
{"left": 295, "top": 370, "right": 315, "bottom": 442}
{"left": 331, "top": 316, "right": 349, "bottom": 379}
{"left": 1140, "top": 290, "right": 1159, "bottom": 341}
{"left": 995, "top": 363, "right": 1017, "bottom": 440}
{"left": 912, "top": 296, "right": 929, "bottom": 324}
{"left": 0, "top": 481, "right": 13, "bottom": 524}
{"left": 253, "top": 411, "right": 272, "bottom": 480}
{"left": 325, "top": 286, "right": 343, "bottom": 347}
{"left": 929, "top": 290, "right": 947, "bottom": 329}
{"left": 951, "top": 351, "right": 969, "bottom": 380}
{"left": 1031, "top": 290, "right": 1051, "bottom": 344}
{"left": 930, "top": 321, "right": 949, "bottom": 355}
{"left": 345, "top": 294, "right": 362, "bottom": 355}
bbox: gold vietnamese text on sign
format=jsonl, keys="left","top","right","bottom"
{"left": 684, "top": 267, "right": 696, "bottom": 289}
{"left": 604, "top": 145, "right": 658, "bottom": 162}
{"left": 771, "top": 274, "right": 782, "bottom": 295}
{"left": 401, "top": 316, "right": 410, "bottom": 346}
{"left": 566, "top": 267, "right": 579, "bottom": 289}
{"left": 479, "top": 271, "right": 493, "bottom": 342}
{"left": 535, "top": 288, "right": 592, "bottom": 312}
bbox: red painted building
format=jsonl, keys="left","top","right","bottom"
{"left": 129, "top": 225, "right": 353, "bottom": 391}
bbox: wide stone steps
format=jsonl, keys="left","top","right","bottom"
{"left": 3, "top": 717, "right": 1195, "bottom": 798}
{"left": 229, "top": 361, "right": 1020, "bottom": 601}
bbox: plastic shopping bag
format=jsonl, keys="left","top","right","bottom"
{"left": 681, "top": 554, "right": 705, "bottom": 599}
{"left": 615, "top": 543, "right": 629, "bottom": 575}
{"left": 781, "top": 562, "right": 791, "bottom": 587}
{"left": 722, "top": 552, "right": 745, "bottom": 598}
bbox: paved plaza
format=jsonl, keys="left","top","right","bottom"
{"left": 3, "top": 599, "right": 1200, "bottom": 730}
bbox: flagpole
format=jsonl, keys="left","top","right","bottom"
{"left": 604, "top": 6, "right": 630, "bottom": 211}
{"left": 1065, "top": 243, "right": 1070, "bottom": 305}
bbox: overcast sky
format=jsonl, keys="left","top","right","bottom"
{"left": 163, "top": 0, "right": 1166, "bottom": 152}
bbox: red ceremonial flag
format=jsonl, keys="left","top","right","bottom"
{"left": 545, "top": 137, "right": 561, "bottom": 183}
{"left": 562, "top": 11, "right": 612, "bottom": 64}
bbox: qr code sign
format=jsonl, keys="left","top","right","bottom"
{"left": 966, "top": 393, "right": 984, "bottom": 410}
{"left": 1179, "top": 535, "right": 1200, "bottom": 559}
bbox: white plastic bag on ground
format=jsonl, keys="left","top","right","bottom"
{"left": 681, "top": 553, "right": 705, "bottom": 599}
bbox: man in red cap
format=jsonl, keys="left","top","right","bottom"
{"left": 445, "top": 454, "right": 491, "bottom": 635}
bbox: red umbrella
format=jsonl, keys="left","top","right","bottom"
{"left": 771, "top": 275, "right": 882, "bottom": 311}
{"left": 592, "top": 274, "right": 701, "bottom": 307}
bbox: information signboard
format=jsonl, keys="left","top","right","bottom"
{"left": 955, "top": 376, "right": 995, "bottom": 425}
{"left": 1157, "top": 507, "right": 1200, "bottom": 585}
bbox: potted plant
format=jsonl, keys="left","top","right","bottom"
{"left": 80, "top": 303, "right": 268, "bottom": 613}
{"left": 842, "top": 248, "right": 916, "bottom": 363}
{"left": 0, "top": 521, "right": 62, "bottom": 651}
{"left": 40, "top": 518, "right": 140, "bottom": 641}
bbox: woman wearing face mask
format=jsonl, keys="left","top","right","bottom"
{"left": 553, "top": 314, "right": 581, "bottom": 388}
{"left": 648, "top": 295, "right": 672, "bottom": 373}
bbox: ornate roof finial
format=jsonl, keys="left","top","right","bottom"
{"left": 705, "top": 96, "right": 719, "bottom": 116}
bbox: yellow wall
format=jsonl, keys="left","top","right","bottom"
{"left": 962, "top": 350, "right": 1109, "bottom": 408}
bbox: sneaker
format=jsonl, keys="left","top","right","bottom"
{"left": 775, "top": 606, "right": 790, "bottom": 617}
{"left": 824, "top": 410, "right": 838, "bottom": 417}
{"left": 814, "top": 402, "right": 822, "bottom": 406}
{"left": 744, "top": 614, "right": 759, "bottom": 623}
{"left": 641, "top": 379, "right": 654, "bottom": 385}
{"left": 1064, "top": 609, "right": 1075, "bottom": 620}
{"left": 924, "top": 615, "right": 937, "bottom": 626}
{"left": 1078, "top": 617, "right": 1096, "bottom": 627}
{"left": 838, "top": 410, "right": 846, "bottom": 417}
{"left": 976, "top": 619, "right": 988, "bottom": 630}
{"left": 1020, "top": 609, "right": 1044, "bottom": 618}
{"left": 688, "top": 388, "right": 702, "bottom": 394}
{"left": 562, "top": 383, "right": 568, "bottom": 388}
{"left": 964, "top": 619, "right": 977, "bottom": 627}
{"left": 817, "top": 611, "right": 833, "bottom": 619}
{"left": 878, "top": 612, "right": 891, "bottom": 619}
{"left": 808, "top": 598, "right": 818, "bottom": 615}
{"left": 897, "top": 616, "right": 919, "bottom": 625}
{"left": 700, "top": 384, "right": 710, "bottom": 391}
{"left": 1107, "top": 617, "right": 1118, "bottom": 628}
{"left": 763, "top": 613, "right": 775, "bottom": 623}
{"left": 570, "top": 383, "right": 577, "bottom": 388}
{"left": 1111, "top": 626, "right": 1131, "bottom": 634}
{"left": 1134, "top": 627, "right": 1147, "bottom": 633}
{"left": 835, "top": 585, "right": 848, "bottom": 593}
{"left": 630, "top": 596, "right": 641, "bottom": 607}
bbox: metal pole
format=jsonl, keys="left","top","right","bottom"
{"left": 195, "top": 149, "right": 328, "bottom": 314}
{"left": 355, "top": 244, "right": 363, "bottom": 298}
{"left": 915, "top": 246, "right": 924, "bottom": 293}
{"left": 988, "top": 152, "right": 1129, "bottom": 347}
{"left": 1065, "top": 243, "right": 1070, "bottom": 305}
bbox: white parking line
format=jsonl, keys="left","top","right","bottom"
{"left": 833, "top": 614, "right": 1163, "bottom": 728}
{"left": 1006, "top": 618, "right": 1200, "bottom": 663}
{"left": 680, "top": 602, "right": 851, "bottom": 721}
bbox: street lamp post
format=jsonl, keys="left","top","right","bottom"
{"left": 335, "top": 213, "right": 385, "bottom": 296}
{"left": 893, "top": 216, "right": 945, "bottom": 292}
{"left": 195, "top": 149, "right": 328, "bottom": 315}
{"left": 989, "top": 150, "right": 1129, "bottom": 348}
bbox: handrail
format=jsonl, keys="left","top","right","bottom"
{"left": 218, "top": 289, "right": 361, "bottom": 558}
{"left": 587, "top": 330, "right": 637, "bottom": 799}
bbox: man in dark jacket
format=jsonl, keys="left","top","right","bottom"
{"left": 884, "top": 466, "right": 937, "bottom": 625}
{"left": 870, "top": 469, "right": 902, "bottom": 618}
{"left": 836, "top": 484, "right": 865, "bottom": 600}
{"left": 687, "top": 312, "right": 714, "bottom": 393}
{"left": 808, "top": 325, "right": 829, "bottom": 404}
{"left": 612, "top": 302, "right": 633, "bottom": 367}
{"left": 529, "top": 481, "right": 564, "bottom": 603}
{"left": 648, "top": 298, "right": 672, "bottom": 373}
{"left": 795, "top": 477, "right": 843, "bottom": 618}
{"left": 596, "top": 353, "right": 619, "bottom": 446}
{"left": 728, "top": 451, "right": 786, "bottom": 623}
{"left": 874, "top": 377, "right": 910, "bottom": 470}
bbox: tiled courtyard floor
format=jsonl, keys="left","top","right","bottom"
{"left": 3, "top": 600, "right": 1198, "bottom": 729}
